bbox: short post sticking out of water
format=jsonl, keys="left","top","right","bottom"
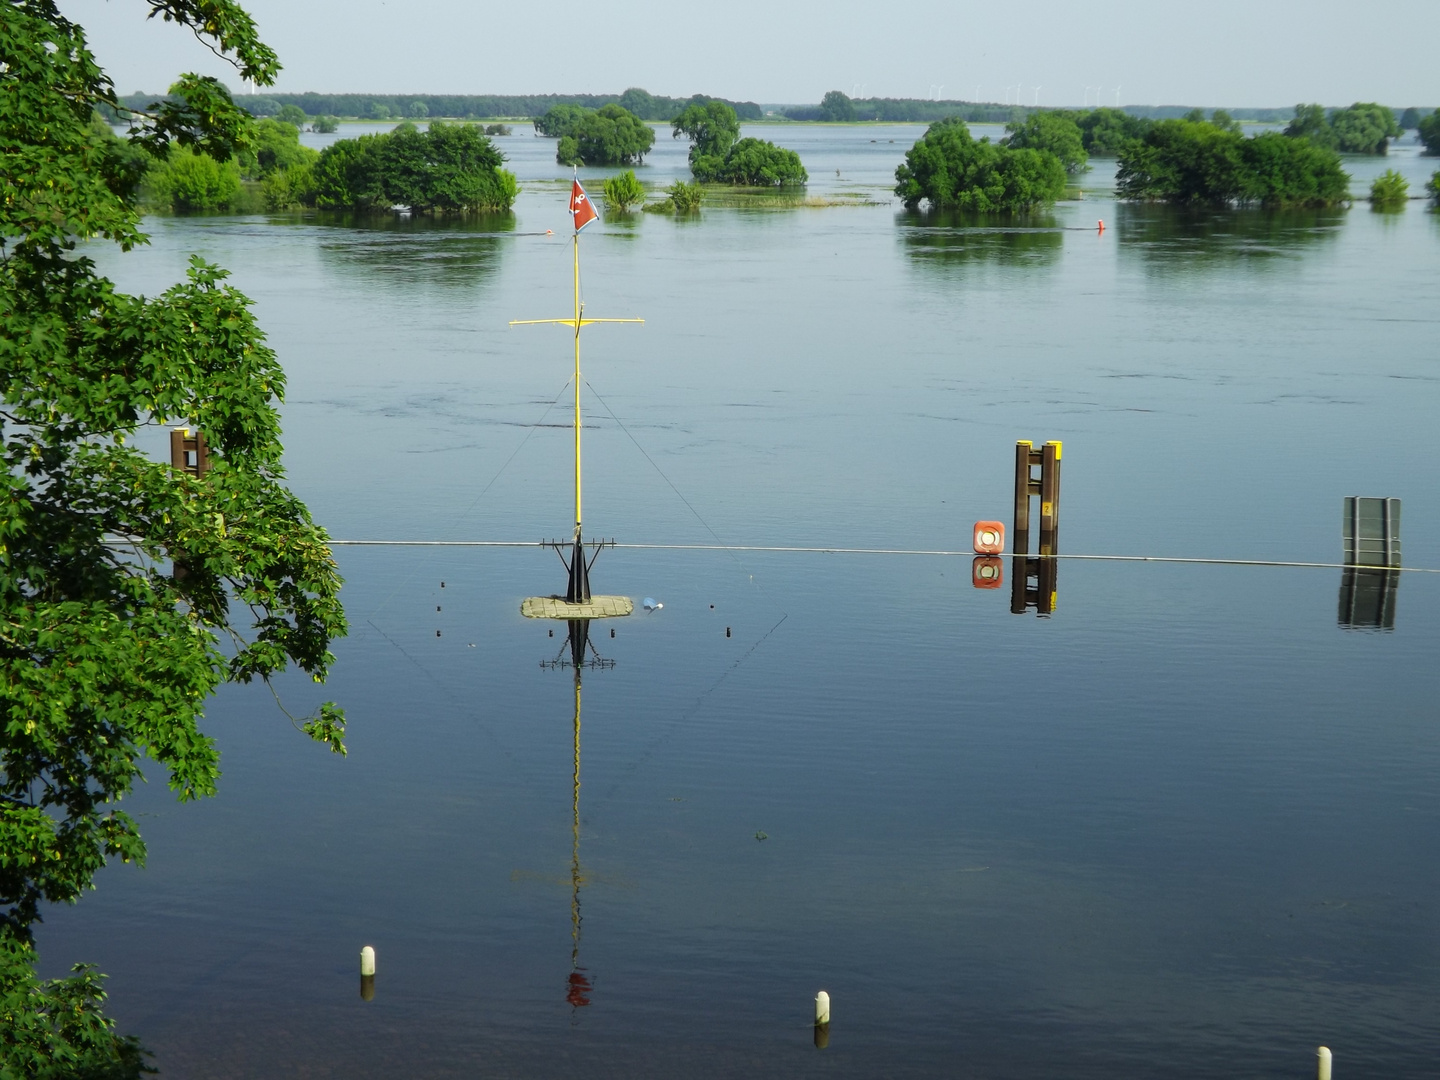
{"left": 1339, "top": 497, "right": 1401, "bottom": 631}
{"left": 360, "top": 945, "right": 376, "bottom": 1001}
{"left": 1317, "top": 1045, "right": 1332, "bottom": 1080}
{"left": 1343, "top": 497, "right": 1400, "bottom": 567}
{"left": 1011, "top": 440, "right": 1061, "bottom": 616}
{"left": 814, "top": 990, "right": 831, "bottom": 1048}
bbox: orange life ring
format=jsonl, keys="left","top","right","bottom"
{"left": 973, "top": 520, "right": 1005, "bottom": 555}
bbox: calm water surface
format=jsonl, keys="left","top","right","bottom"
{"left": 43, "top": 124, "right": 1440, "bottom": 1077}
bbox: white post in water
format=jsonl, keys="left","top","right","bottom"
{"left": 815, "top": 990, "right": 830, "bottom": 1026}
{"left": 1317, "top": 1046, "right": 1332, "bottom": 1080}
{"left": 360, "top": 945, "right": 376, "bottom": 977}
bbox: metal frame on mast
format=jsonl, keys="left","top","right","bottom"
{"left": 514, "top": 179, "right": 642, "bottom": 612}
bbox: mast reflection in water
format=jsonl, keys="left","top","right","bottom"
{"left": 540, "top": 620, "right": 614, "bottom": 1015}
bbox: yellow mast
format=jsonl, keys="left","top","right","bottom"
{"left": 512, "top": 237, "right": 641, "bottom": 556}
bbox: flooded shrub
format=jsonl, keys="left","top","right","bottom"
{"left": 603, "top": 169, "right": 645, "bottom": 211}
{"left": 895, "top": 118, "right": 1066, "bottom": 212}
{"left": 1369, "top": 169, "right": 1409, "bottom": 210}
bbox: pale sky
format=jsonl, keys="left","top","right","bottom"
{"left": 66, "top": 0, "right": 1439, "bottom": 108}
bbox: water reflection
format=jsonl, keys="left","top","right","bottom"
{"left": 1116, "top": 204, "right": 1344, "bottom": 272}
{"left": 313, "top": 211, "right": 515, "bottom": 287}
{"left": 898, "top": 209, "right": 1064, "bottom": 270}
{"left": 540, "top": 620, "right": 614, "bottom": 1014}
{"left": 1338, "top": 568, "right": 1399, "bottom": 630}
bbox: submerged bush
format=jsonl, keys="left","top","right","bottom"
{"left": 895, "top": 117, "right": 1067, "bottom": 212}
{"left": 603, "top": 169, "right": 645, "bottom": 211}
{"left": 672, "top": 100, "right": 806, "bottom": 186}
{"left": 643, "top": 179, "right": 703, "bottom": 214}
{"left": 1369, "top": 169, "right": 1409, "bottom": 209}
{"left": 147, "top": 147, "right": 242, "bottom": 210}
{"left": 312, "top": 122, "right": 517, "bottom": 212}
{"left": 1117, "top": 119, "right": 1349, "bottom": 207}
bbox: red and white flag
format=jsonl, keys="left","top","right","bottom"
{"left": 570, "top": 179, "right": 597, "bottom": 232}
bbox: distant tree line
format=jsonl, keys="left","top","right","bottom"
{"left": 784, "top": 92, "right": 1309, "bottom": 125}
{"left": 784, "top": 93, "right": 1020, "bottom": 123}
{"left": 111, "top": 89, "right": 762, "bottom": 122}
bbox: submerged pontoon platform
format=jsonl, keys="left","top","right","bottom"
{"left": 521, "top": 595, "right": 634, "bottom": 619}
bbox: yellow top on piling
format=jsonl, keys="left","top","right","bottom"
{"left": 521, "top": 595, "right": 634, "bottom": 619}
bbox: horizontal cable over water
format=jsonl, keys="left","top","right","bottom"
{"left": 324, "top": 540, "right": 1439, "bottom": 574}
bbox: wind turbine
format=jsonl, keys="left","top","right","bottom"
{"left": 1032, "top": 86, "right": 1042, "bottom": 106}
{"left": 935, "top": 85, "right": 945, "bottom": 101}
{"left": 974, "top": 83, "right": 982, "bottom": 102}
{"left": 1114, "top": 85, "right": 1122, "bottom": 106}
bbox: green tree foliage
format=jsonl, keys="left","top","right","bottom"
{"left": 1117, "top": 119, "right": 1349, "bottom": 206}
{"left": 603, "top": 169, "right": 644, "bottom": 211}
{"left": 1003, "top": 111, "right": 1088, "bottom": 174}
{"left": 617, "top": 87, "right": 656, "bottom": 118}
{"left": 1329, "top": 102, "right": 1400, "bottom": 154}
{"left": 1399, "top": 107, "right": 1421, "bottom": 130}
{"left": 819, "top": 90, "right": 855, "bottom": 122}
{"left": 533, "top": 103, "right": 589, "bottom": 137}
{"left": 697, "top": 137, "right": 807, "bottom": 185}
{"left": 242, "top": 118, "right": 315, "bottom": 176}
{"left": 568, "top": 104, "right": 654, "bottom": 166}
{"left": 1428, "top": 171, "right": 1440, "bottom": 203}
{"left": 408, "top": 99, "right": 428, "bottom": 118}
{"left": 312, "top": 121, "right": 516, "bottom": 212}
{"left": 1077, "top": 107, "right": 1152, "bottom": 156}
{"left": 643, "top": 179, "right": 703, "bottom": 214}
{"left": 366, "top": 100, "right": 391, "bottom": 120}
{"left": 275, "top": 102, "right": 306, "bottom": 126}
{"left": 1209, "top": 109, "right": 1242, "bottom": 134}
{"left": 147, "top": 146, "right": 243, "bottom": 209}
{"left": 310, "top": 114, "right": 339, "bottom": 133}
{"left": 894, "top": 117, "right": 1067, "bottom": 211}
{"left": 672, "top": 100, "right": 742, "bottom": 162}
{"left": 1369, "top": 169, "right": 1409, "bottom": 209}
{"left": 484, "top": 123, "right": 511, "bottom": 136}
{"left": 672, "top": 101, "right": 805, "bottom": 185}
{"left": 1286, "top": 103, "right": 1401, "bottom": 154}
{"left": 1418, "top": 109, "right": 1440, "bottom": 155}
{"left": 1284, "top": 104, "right": 1334, "bottom": 146}
{"left": 1, "top": 1, "right": 347, "bottom": 1073}
{"left": 555, "top": 134, "right": 582, "bottom": 166}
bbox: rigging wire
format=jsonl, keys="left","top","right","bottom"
{"left": 324, "top": 541, "right": 1440, "bottom": 574}
{"left": 353, "top": 377, "right": 574, "bottom": 631}
{"left": 581, "top": 378, "right": 789, "bottom": 616}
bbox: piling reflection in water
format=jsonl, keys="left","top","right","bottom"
{"left": 1338, "top": 497, "right": 1401, "bottom": 631}
{"left": 1338, "top": 569, "right": 1399, "bottom": 631}
{"left": 1011, "top": 440, "right": 1061, "bottom": 617}
{"left": 541, "top": 620, "right": 614, "bottom": 1013}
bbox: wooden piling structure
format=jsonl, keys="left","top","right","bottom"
{"left": 1011, "top": 440, "right": 1061, "bottom": 616}
{"left": 169, "top": 428, "right": 210, "bottom": 477}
